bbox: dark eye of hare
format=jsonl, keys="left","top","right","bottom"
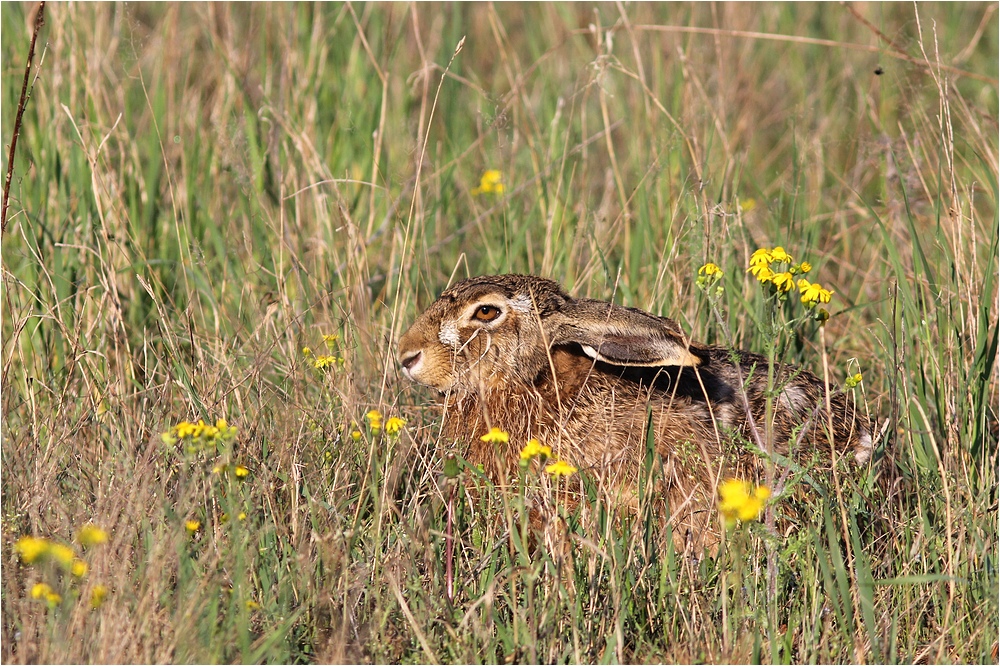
{"left": 473, "top": 305, "right": 501, "bottom": 322}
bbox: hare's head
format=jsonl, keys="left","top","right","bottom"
{"left": 398, "top": 274, "right": 704, "bottom": 394}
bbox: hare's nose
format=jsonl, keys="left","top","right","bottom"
{"left": 400, "top": 350, "right": 422, "bottom": 371}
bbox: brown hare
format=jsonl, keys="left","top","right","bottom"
{"left": 398, "top": 274, "right": 872, "bottom": 545}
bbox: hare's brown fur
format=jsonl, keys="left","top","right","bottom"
{"left": 398, "top": 274, "right": 873, "bottom": 544}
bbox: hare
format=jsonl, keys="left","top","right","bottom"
{"left": 398, "top": 274, "right": 873, "bottom": 544}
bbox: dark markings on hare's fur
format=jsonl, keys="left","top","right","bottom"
{"left": 398, "top": 274, "right": 873, "bottom": 546}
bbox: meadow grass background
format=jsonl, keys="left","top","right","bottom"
{"left": 1, "top": 2, "right": 997, "bottom": 663}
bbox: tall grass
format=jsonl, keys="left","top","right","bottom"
{"left": 2, "top": 2, "right": 997, "bottom": 662}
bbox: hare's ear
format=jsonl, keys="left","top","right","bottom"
{"left": 548, "top": 298, "right": 703, "bottom": 367}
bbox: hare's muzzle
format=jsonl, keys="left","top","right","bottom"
{"left": 399, "top": 350, "right": 422, "bottom": 379}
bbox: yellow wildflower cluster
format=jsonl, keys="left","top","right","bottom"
{"left": 480, "top": 427, "right": 509, "bottom": 444}
{"left": 211, "top": 463, "right": 250, "bottom": 479}
{"left": 699, "top": 263, "right": 723, "bottom": 278}
{"left": 747, "top": 246, "right": 809, "bottom": 292}
{"left": 718, "top": 479, "right": 771, "bottom": 529}
{"left": 362, "top": 410, "right": 407, "bottom": 437}
{"left": 504, "top": 431, "right": 578, "bottom": 478}
{"left": 31, "top": 582, "right": 61, "bottom": 606}
{"left": 845, "top": 372, "right": 863, "bottom": 389}
{"left": 89, "top": 585, "right": 109, "bottom": 609}
{"left": 77, "top": 524, "right": 109, "bottom": 548}
{"left": 313, "top": 355, "right": 344, "bottom": 370}
{"left": 303, "top": 334, "right": 345, "bottom": 370}
{"left": 519, "top": 438, "right": 552, "bottom": 462}
{"left": 49, "top": 543, "right": 77, "bottom": 571}
{"left": 15, "top": 536, "right": 52, "bottom": 564}
{"left": 746, "top": 247, "right": 834, "bottom": 316}
{"left": 696, "top": 262, "right": 725, "bottom": 294}
{"left": 15, "top": 525, "right": 109, "bottom": 609}
{"left": 472, "top": 169, "right": 505, "bottom": 196}
{"left": 161, "top": 418, "right": 237, "bottom": 454}
{"left": 544, "top": 460, "right": 578, "bottom": 478}
{"left": 15, "top": 532, "right": 101, "bottom": 575}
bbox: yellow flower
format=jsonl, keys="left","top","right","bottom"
{"left": 772, "top": 271, "right": 795, "bottom": 293}
{"left": 718, "top": 479, "right": 771, "bottom": 528}
{"left": 519, "top": 438, "right": 552, "bottom": 461}
{"left": 235, "top": 465, "right": 250, "bottom": 479}
{"left": 71, "top": 559, "right": 88, "bottom": 577}
{"left": 770, "top": 246, "right": 793, "bottom": 264}
{"left": 237, "top": 512, "right": 247, "bottom": 521}
{"left": 472, "top": 169, "right": 505, "bottom": 196}
{"left": 15, "top": 536, "right": 51, "bottom": 564}
{"left": 798, "top": 280, "right": 834, "bottom": 306}
{"left": 30, "top": 582, "right": 61, "bottom": 605}
{"left": 350, "top": 429, "right": 362, "bottom": 441}
{"left": 322, "top": 334, "right": 339, "bottom": 347}
{"left": 845, "top": 372, "right": 863, "bottom": 389}
{"left": 302, "top": 347, "right": 312, "bottom": 356}
{"left": 544, "top": 460, "right": 578, "bottom": 478}
{"left": 164, "top": 417, "right": 235, "bottom": 452}
{"left": 797, "top": 261, "right": 812, "bottom": 274}
{"left": 749, "top": 248, "right": 772, "bottom": 268}
{"left": 480, "top": 427, "right": 509, "bottom": 444}
{"left": 365, "top": 410, "right": 382, "bottom": 426}
{"left": 697, "top": 262, "right": 725, "bottom": 292}
{"left": 313, "top": 354, "right": 341, "bottom": 370}
{"left": 77, "top": 524, "right": 108, "bottom": 548}
{"left": 90, "top": 585, "right": 108, "bottom": 609}
{"left": 384, "top": 416, "right": 406, "bottom": 436}
{"left": 749, "top": 264, "right": 774, "bottom": 283}
{"left": 185, "top": 520, "right": 201, "bottom": 534}
{"left": 49, "top": 543, "right": 76, "bottom": 569}
{"left": 30, "top": 582, "right": 52, "bottom": 599}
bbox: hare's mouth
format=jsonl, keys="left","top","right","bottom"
{"left": 400, "top": 350, "right": 421, "bottom": 373}
{"left": 400, "top": 350, "right": 426, "bottom": 384}
{"left": 399, "top": 349, "right": 457, "bottom": 391}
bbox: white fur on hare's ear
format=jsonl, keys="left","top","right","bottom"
{"left": 548, "top": 298, "right": 704, "bottom": 367}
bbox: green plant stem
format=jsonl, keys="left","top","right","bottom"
{"left": 2, "top": 1, "right": 45, "bottom": 234}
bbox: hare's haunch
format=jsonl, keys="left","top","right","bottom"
{"left": 398, "top": 274, "right": 872, "bottom": 538}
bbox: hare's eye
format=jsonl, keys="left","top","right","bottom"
{"left": 473, "top": 305, "right": 501, "bottom": 322}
